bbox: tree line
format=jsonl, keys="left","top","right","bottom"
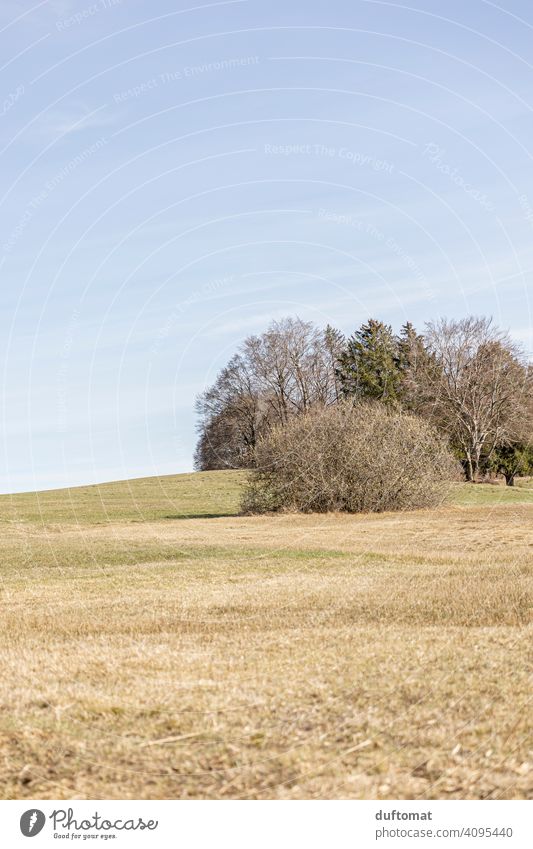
{"left": 195, "top": 315, "right": 533, "bottom": 486}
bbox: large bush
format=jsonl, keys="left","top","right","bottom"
{"left": 242, "top": 402, "right": 456, "bottom": 514}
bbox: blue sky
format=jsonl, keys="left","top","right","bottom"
{"left": 1, "top": 0, "right": 532, "bottom": 492}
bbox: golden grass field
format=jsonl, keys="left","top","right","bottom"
{"left": 0, "top": 471, "right": 531, "bottom": 800}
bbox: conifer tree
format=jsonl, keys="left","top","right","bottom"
{"left": 337, "top": 319, "right": 400, "bottom": 405}
{"left": 395, "top": 322, "right": 438, "bottom": 410}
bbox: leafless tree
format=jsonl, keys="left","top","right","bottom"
{"left": 414, "top": 317, "right": 532, "bottom": 481}
{"left": 194, "top": 318, "right": 342, "bottom": 470}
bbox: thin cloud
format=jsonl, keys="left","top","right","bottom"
{"left": 35, "top": 103, "right": 119, "bottom": 138}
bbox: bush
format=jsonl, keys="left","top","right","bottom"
{"left": 241, "top": 402, "right": 456, "bottom": 514}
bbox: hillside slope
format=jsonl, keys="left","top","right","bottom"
{"left": 0, "top": 469, "right": 532, "bottom": 526}
{"left": 0, "top": 470, "right": 245, "bottom": 525}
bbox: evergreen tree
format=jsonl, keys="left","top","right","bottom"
{"left": 396, "top": 322, "right": 424, "bottom": 371}
{"left": 490, "top": 442, "right": 533, "bottom": 486}
{"left": 395, "top": 322, "right": 438, "bottom": 410}
{"left": 324, "top": 324, "right": 345, "bottom": 403}
{"left": 337, "top": 319, "right": 401, "bottom": 405}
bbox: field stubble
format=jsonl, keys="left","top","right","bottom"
{"left": 0, "top": 472, "right": 531, "bottom": 799}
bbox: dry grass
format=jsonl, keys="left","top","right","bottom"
{"left": 0, "top": 472, "right": 531, "bottom": 799}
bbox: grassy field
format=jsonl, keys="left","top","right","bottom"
{"left": 0, "top": 472, "right": 531, "bottom": 800}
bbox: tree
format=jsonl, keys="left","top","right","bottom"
{"left": 194, "top": 353, "right": 265, "bottom": 470}
{"left": 337, "top": 319, "right": 401, "bottom": 405}
{"left": 490, "top": 442, "right": 533, "bottom": 486}
{"left": 195, "top": 313, "right": 533, "bottom": 481}
{"left": 395, "top": 322, "right": 439, "bottom": 410}
{"left": 413, "top": 317, "right": 532, "bottom": 481}
{"left": 324, "top": 324, "right": 345, "bottom": 403}
{"left": 194, "top": 318, "right": 342, "bottom": 470}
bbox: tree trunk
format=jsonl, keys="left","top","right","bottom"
{"left": 472, "top": 442, "right": 484, "bottom": 483}
{"left": 505, "top": 473, "right": 515, "bottom": 487}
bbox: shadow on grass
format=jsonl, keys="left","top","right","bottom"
{"left": 162, "top": 512, "right": 242, "bottom": 520}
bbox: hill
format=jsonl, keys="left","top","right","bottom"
{"left": 1, "top": 469, "right": 532, "bottom": 526}
{"left": 0, "top": 470, "right": 245, "bottom": 525}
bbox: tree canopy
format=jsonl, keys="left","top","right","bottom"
{"left": 195, "top": 313, "right": 532, "bottom": 486}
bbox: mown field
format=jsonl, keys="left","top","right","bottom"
{"left": 0, "top": 471, "right": 531, "bottom": 800}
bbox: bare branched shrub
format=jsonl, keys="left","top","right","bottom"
{"left": 242, "top": 402, "right": 457, "bottom": 514}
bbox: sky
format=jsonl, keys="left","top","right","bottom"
{"left": 1, "top": 0, "right": 532, "bottom": 492}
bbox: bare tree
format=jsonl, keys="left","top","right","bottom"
{"left": 194, "top": 318, "right": 342, "bottom": 470}
{"left": 414, "top": 317, "right": 532, "bottom": 481}
{"left": 243, "top": 318, "right": 340, "bottom": 421}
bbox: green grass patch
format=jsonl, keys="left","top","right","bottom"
{"left": 0, "top": 470, "right": 532, "bottom": 530}
{"left": 0, "top": 470, "right": 247, "bottom": 525}
{"left": 449, "top": 479, "right": 533, "bottom": 505}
